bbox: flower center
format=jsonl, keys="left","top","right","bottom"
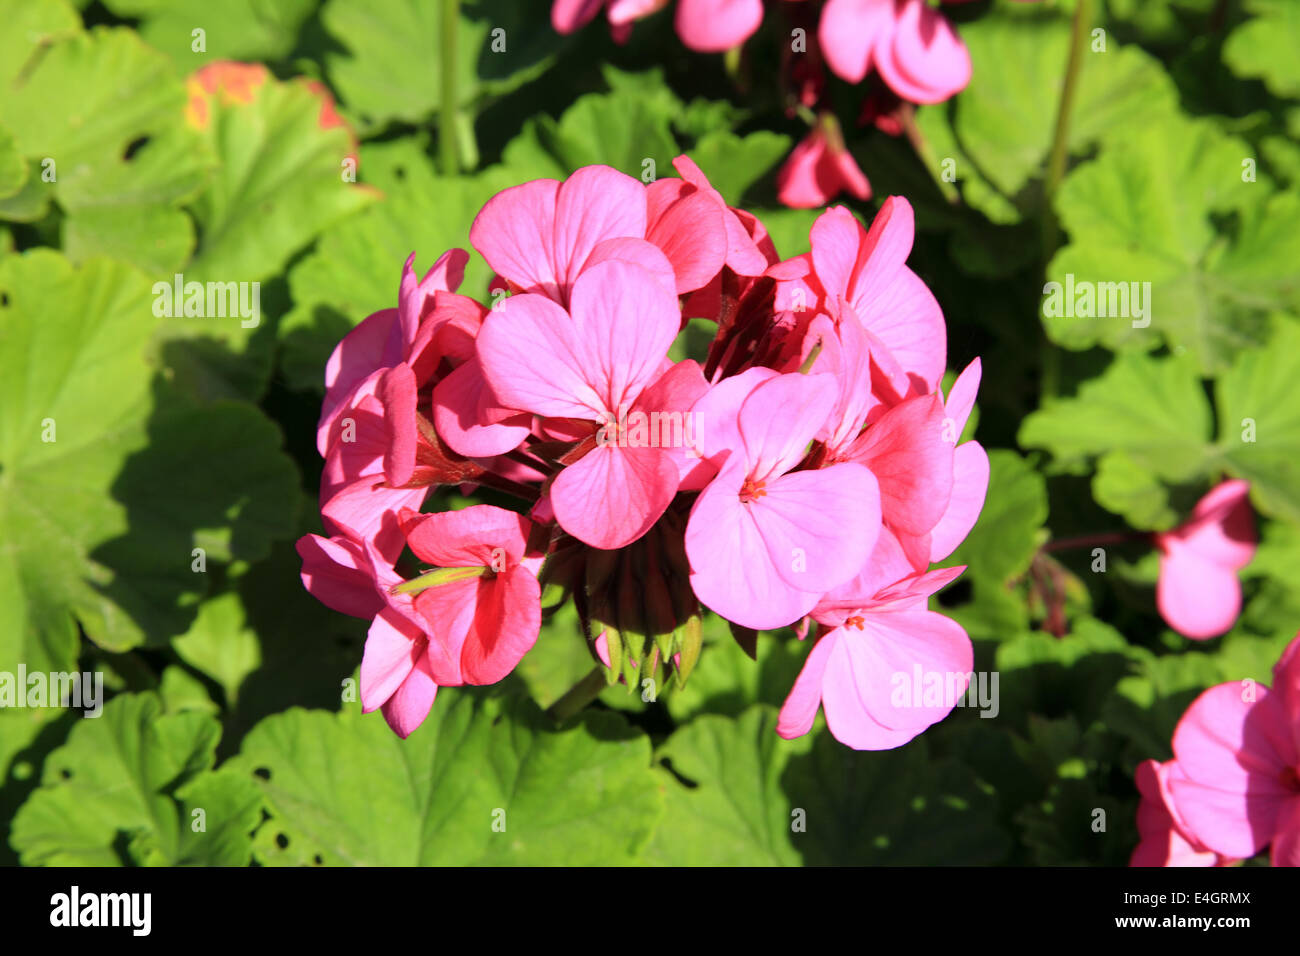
{"left": 845, "top": 615, "right": 865, "bottom": 630}
{"left": 739, "top": 478, "right": 767, "bottom": 503}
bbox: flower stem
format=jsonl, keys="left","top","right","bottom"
{"left": 1040, "top": 530, "right": 1152, "bottom": 554}
{"left": 439, "top": 0, "right": 460, "bottom": 176}
{"left": 545, "top": 666, "right": 607, "bottom": 723}
{"left": 1042, "top": 0, "right": 1093, "bottom": 248}
{"left": 898, "top": 103, "right": 959, "bottom": 205}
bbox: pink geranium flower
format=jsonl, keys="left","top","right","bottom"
{"left": 1166, "top": 635, "right": 1300, "bottom": 866}
{"left": 553, "top": 0, "right": 762, "bottom": 52}
{"left": 777, "top": 561, "right": 971, "bottom": 749}
{"left": 474, "top": 260, "right": 707, "bottom": 549}
{"left": 399, "top": 505, "right": 544, "bottom": 686}
{"left": 776, "top": 119, "right": 871, "bottom": 209}
{"left": 771, "top": 198, "right": 946, "bottom": 395}
{"left": 686, "top": 370, "right": 881, "bottom": 630}
{"left": 819, "top": 0, "right": 972, "bottom": 104}
{"left": 1155, "top": 479, "right": 1257, "bottom": 639}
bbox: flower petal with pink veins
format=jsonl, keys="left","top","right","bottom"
{"left": 687, "top": 458, "right": 824, "bottom": 629}
{"left": 476, "top": 292, "right": 606, "bottom": 419}
{"left": 853, "top": 267, "right": 946, "bottom": 394}
{"left": 751, "top": 463, "right": 881, "bottom": 594}
{"left": 777, "top": 633, "right": 837, "bottom": 739}
{"left": 380, "top": 652, "right": 439, "bottom": 739}
{"left": 553, "top": 166, "right": 648, "bottom": 297}
{"left": 633, "top": 359, "right": 712, "bottom": 488}
{"left": 690, "top": 367, "right": 778, "bottom": 465}
{"left": 469, "top": 178, "right": 562, "bottom": 300}
{"left": 929, "top": 441, "right": 989, "bottom": 562}
{"left": 646, "top": 182, "right": 729, "bottom": 293}
{"left": 877, "top": 0, "right": 971, "bottom": 104}
{"left": 568, "top": 260, "right": 683, "bottom": 413}
{"left": 413, "top": 577, "right": 480, "bottom": 684}
{"left": 847, "top": 608, "right": 972, "bottom": 730}
{"left": 738, "top": 372, "right": 838, "bottom": 481}
{"left": 819, "top": 0, "right": 895, "bottom": 84}
{"left": 850, "top": 393, "right": 953, "bottom": 536}
{"left": 820, "top": 632, "right": 921, "bottom": 749}
{"left": 674, "top": 0, "right": 763, "bottom": 52}
{"left": 552, "top": 442, "right": 681, "bottom": 549}
{"left": 1156, "top": 543, "right": 1244, "bottom": 640}
{"left": 379, "top": 363, "right": 417, "bottom": 487}
{"left": 582, "top": 237, "right": 678, "bottom": 297}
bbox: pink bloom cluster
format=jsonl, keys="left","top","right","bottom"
{"left": 1132, "top": 633, "right": 1300, "bottom": 867}
{"left": 552, "top": 0, "right": 1040, "bottom": 208}
{"left": 298, "top": 159, "right": 986, "bottom": 747}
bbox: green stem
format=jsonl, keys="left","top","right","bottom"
{"left": 1043, "top": 0, "right": 1093, "bottom": 248}
{"left": 545, "top": 666, "right": 607, "bottom": 723}
{"left": 898, "top": 103, "right": 959, "bottom": 205}
{"left": 439, "top": 0, "right": 460, "bottom": 176}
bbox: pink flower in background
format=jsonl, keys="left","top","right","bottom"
{"left": 1155, "top": 479, "right": 1257, "bottom": 639}
{"left": 776, "top": 119, "right": 871, "bottom": 209}
{"left": 1143, "top": 634, "right": 1300, "bottom": 866}
{"left": 819, "top": 0, "right": 972, "bottom": 103}
{"left": 552, "top": 0, "right": 761, "bottom": 52}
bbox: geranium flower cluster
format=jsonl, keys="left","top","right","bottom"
{"left": 1132, "top": 633, "right": 1300, "bottom": 867}
{"left": 297, "top": 158, "right": 987, "bottom": 747}
{"left": 552, "top": 0, "right": 1041, "bottom": 208}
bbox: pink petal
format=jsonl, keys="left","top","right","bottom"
{"left": 551, "top": 442, "right": 680, "bottom": 549}
{"left": 944, "top": 357, "right": 982, "bottom": 435}
{"left": 402, "top": 503, "right": 531, "bottom": 567}
{"left": 296, "top": 534, "right": 383, "bottom": 619}
{"left": 568, "top": 260, "right": 683, "bottom": 414}
{"left": 820, "top": 632, "right": 920, "bottom": 750}
{"left": 552, "top": 0, "right": 606, "bottom": 33}
{"left": 469, "top": 178, "right": 562, "bottom": 301}
{"left": 361, "top": 609, "right": 424, "bottom": 713}
{"left": 319, "top": 308, "right": 401, "bottom": 455}
{"left": 818, "top": 0, "right": 894, "bottom": 84}
{"left": 674, "top": 0, "right": 763, "bottom": 52}
{"left": 738, "top": 372, "right": 838, "bottom": 481}
{"left": 476, "top": 291, "right": 606, "bottom": 419}
{"left": 689, "top": 366, "right": 779, "bottom": 465}
{"left": 431, "top": 357, "right": 533, "bottom": 458}
{"left": 461, "top": 565, "right": 542, "bottom": 684}
{"left": 379, "top": 651, "right": 439, "bottom": 738}
{"left": 646, "top": 182, "right": 729, "bottom": 293}
{"left": 849, "top": 393, "right": 954, "bottom": 536}
{"left": 379, "top": 363, "right": 417, "bottom": 487}
{"left": 686, "top": 458, "right": 823, "bottom": 629}
{"left": 847, "top": 608, "right": 972, "bottom": 730}
{"left": 877, "top": 0, "right": 971, "bottom": 104}
{"left": 777, "top": 631, "right": 837, "bottom": 739}
{"left": 553, "top": 165, "right": 648, "bottom": 300}
{"left": 1156, "top": 544, "right": 1243, "bottom": 640}
{"left": 929, "top": 440, "right": 989, "bottom": 562}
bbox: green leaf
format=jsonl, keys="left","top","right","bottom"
{"left": 128, "top": 769, "right": 263, "bottom": 866}
{"left": 1019, "top": 351, "right": 1212, "bottom": 481}
{"left": 648, "top": 707, "right": 1007, "bottom": 865}
{"left": 171, "top": 590, "right": 262, "bottom": 707}
{"left": 229, "top": 690, "right": 663, "bottom": 865}
{"left": 0, "top": 25, "right": 213, "bottom": 271}
{"left": 8, "top": 693, "right": 244, "bottom": 865}
{"left": 0, "top": 123, "right": 27, "bottom": 201}
{"left": 102, "top": 0, "right": 319, "bottom": 67}
{"left": 951, "top": 450, "right": 1048, "bottom": 586}
{"left": 0, "top": 0, "right": 81, "bottom": 90}
{"left": 1214, "top": 315, "right": 1300, "bottom": 523}
{"left": 320, "top": 0, "right": 564, "bottom": 134}
{"left": 1045, "top": 111, "right": 1295, "bottom": 370}
{"left": 1091, "top": 451, "right": 1179, "bottom": 531}
{"left": 1224, "top": 0, "right": 1300, "bottom": 99}
{"left": 684, "top": 129, "right": 789, "bottom": 206}
{"left": 0, "top": 251, "right": 300, "bottom": 672}
{"left": 279, "top": 139, "right": 515, "bottom": 390}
